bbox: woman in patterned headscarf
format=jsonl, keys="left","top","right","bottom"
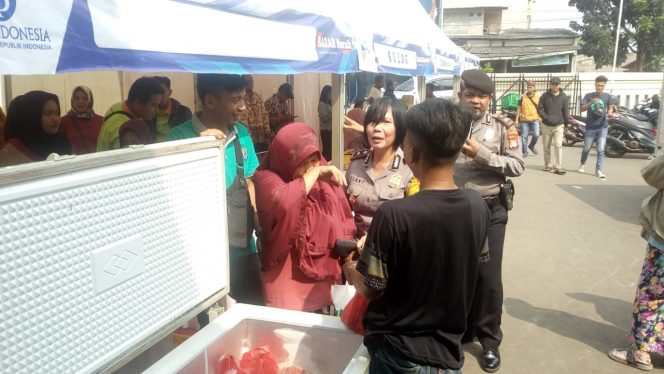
{"left": 254, "top": 122, "right": 355, "bottom": 313}
{"left": 59, "top": 85, "right": 103, "bottom": 154}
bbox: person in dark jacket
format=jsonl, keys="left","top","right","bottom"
{"left": 153, "top": 76, "right": 193, "bottom": 142}
{"left": 537, "top": 76, "right": 569, "bottom": 175}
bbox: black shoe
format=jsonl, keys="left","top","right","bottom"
{"left": 481, "top": 348, "right": 501, "bottom": 373}
{"left": 529, "top": 146, "right": 538, "bottom": 155}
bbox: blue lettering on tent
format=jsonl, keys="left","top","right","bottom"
{"left": 0, "top": 25, "right": 51, "bottom": 42}
{"left": 0, "top": 0, "right": 17, "bottom": 22}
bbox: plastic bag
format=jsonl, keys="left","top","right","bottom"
{"left": 331, "top": 282, "right": 356, "bottom": 315}
{"left": 216, "top": 353, "right": 243, "bottom": 374}
{"left": 239, "top": 346, "right": 279, "bottom": 374}
{"left": 340, "top": 292, "right": 368, "bottom": 335}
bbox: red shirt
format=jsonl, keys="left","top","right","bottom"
{"left": 0, "top": 138, "right": 39, "bottom": 167}
{"left": 59, "top": 113, "right": 104, "bottom": 154}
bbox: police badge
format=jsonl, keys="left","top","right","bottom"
{"left": 388, "top": 173, "right": 402, "bottom": 188}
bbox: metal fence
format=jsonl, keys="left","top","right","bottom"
{"left": 490, "top": 73, "right": 581, "bottom": 114}
{"left": 489, "top": 72, "right": 663, "bottom": 115}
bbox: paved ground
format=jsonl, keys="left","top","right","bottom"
{"left": 120, "top": 143, "right": 662, "bottom": 374}
{"left": 461, "top": 144, "right": 663, "bottom": 373}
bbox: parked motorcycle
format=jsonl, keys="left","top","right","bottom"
{"left": 616, "top": 106, "right": 658, "bottom": 132}
{"left": 631, "top": 94, "right": 659, "bottom": 128}
{"left": 605, "top": 115, "right": 656, "bottom": 158}
{"left": 564, "top": 115, "right": 586, "bottom": 146}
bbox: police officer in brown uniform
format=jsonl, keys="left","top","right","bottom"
{"left": 345, "top": 97, "right": 413, "bottom": 248}
{"left": 455, "top": 69, "right": 525, "bottom": 373}
{"left": 347, "top": 149, "right": 413, "bottom": 227}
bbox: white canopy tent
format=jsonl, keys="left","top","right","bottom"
{"left": 0, "top": 0, "right": 479, "bottom": 165}
{"left": 0, "top": 0, "right": 477, "bottom": 76}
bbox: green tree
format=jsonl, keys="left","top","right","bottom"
{"left": 480, "top": 62, "right": 495, "bottom": 73}
{"left": 569, "top": 0, "right": 664, "bottom": 71}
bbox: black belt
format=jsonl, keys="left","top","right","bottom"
{"left": 483, "top": 195, "right": 501, "bottom": 208}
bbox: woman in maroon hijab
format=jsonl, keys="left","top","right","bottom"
{"left": 254, "top": 123, "right": 356, "bottom": 312}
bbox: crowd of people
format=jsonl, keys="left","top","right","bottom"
{"left": 0, "top": 76, "right": 182, "bottom": 166}
{"left": 0, "top": 75, "right": 297, "bottom": 167}
{"left": 1, "top": 69, "right": 661, "bottom": 373}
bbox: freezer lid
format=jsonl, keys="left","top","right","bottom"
{"left": 0, "top": 138, "right": 231, "bottom": 374}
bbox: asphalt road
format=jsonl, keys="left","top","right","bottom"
{"left": 461, "top": 143, "right": 662, "bottom": 373}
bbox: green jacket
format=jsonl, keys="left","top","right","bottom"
{"left": 97, "top": 102, "right": 133, "bottom": 152}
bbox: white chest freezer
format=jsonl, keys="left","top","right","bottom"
{"left": 0, "top": 138, "right": 369, "bottom": 374}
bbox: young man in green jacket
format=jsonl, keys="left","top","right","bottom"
{"left": 97, "top": 77, "right": 163, "bottom": 152}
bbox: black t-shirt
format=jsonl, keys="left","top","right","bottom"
{"left": 357, "top": 189, "right": 489, "bottom": 370}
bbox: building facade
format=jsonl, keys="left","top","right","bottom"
{"left": 442, "top": 0, "right": 580, "bottom": 73}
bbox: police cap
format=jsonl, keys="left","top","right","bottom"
{"left": 461, "top": 69, "right": 495, "bottom": 94}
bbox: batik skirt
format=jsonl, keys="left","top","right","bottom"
{"left": 630, "top": 243, "right": 664, "bottom": 352}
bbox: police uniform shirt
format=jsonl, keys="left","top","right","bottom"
{"left": 454, "top": 113, "right": 525, "bottom": 197}
{"left": 345, "top": 148, "right": 413, "bottom": 235}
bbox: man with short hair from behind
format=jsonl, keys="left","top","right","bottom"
{"left": 97, "top": 77, "right": 163, "bottom": 151}
{"left": 578, "top": 75, "right": 614, "bottom": 179}
{"left": 345, "top": 98, "right": 490, "bottom": 374}
{"left": 152, "top": 76, "right": 192, "bottom": 142}
{"left": 383, "top": 79, "right": 396, "bottom": 99}
{"left": 425, "top": 82, "right": 436, "bottom": 99}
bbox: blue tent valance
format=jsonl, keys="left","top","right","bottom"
{"left": 0, "top": 0, "right": 479, "bottom": 76}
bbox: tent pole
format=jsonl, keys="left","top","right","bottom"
{"left": 416, "top": 76, "right": 426, "bottom": 105}
{"left": 452, "top": 75, "right": 461, "bottom": 103}
{"left": 331, "top": 73, "right": 346, "bottom": 169}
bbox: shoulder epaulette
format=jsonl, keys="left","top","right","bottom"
{"left": 492, "top": 113, "right": 514, "bottom": 128}
{"left": 351, "top": 148, "right": 371, "bottom": 161}
{"left": 389, "top": 153, "right": 402, "bottom": 171}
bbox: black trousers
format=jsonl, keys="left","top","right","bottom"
{"left": 229, "top": 252, "right": 265, "bottom": 305}
{"left": 467, "top": 199, "right": 508, "bottom": 350}
{"left": 321, "top": 130, "right": 332, "bottom": 161}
